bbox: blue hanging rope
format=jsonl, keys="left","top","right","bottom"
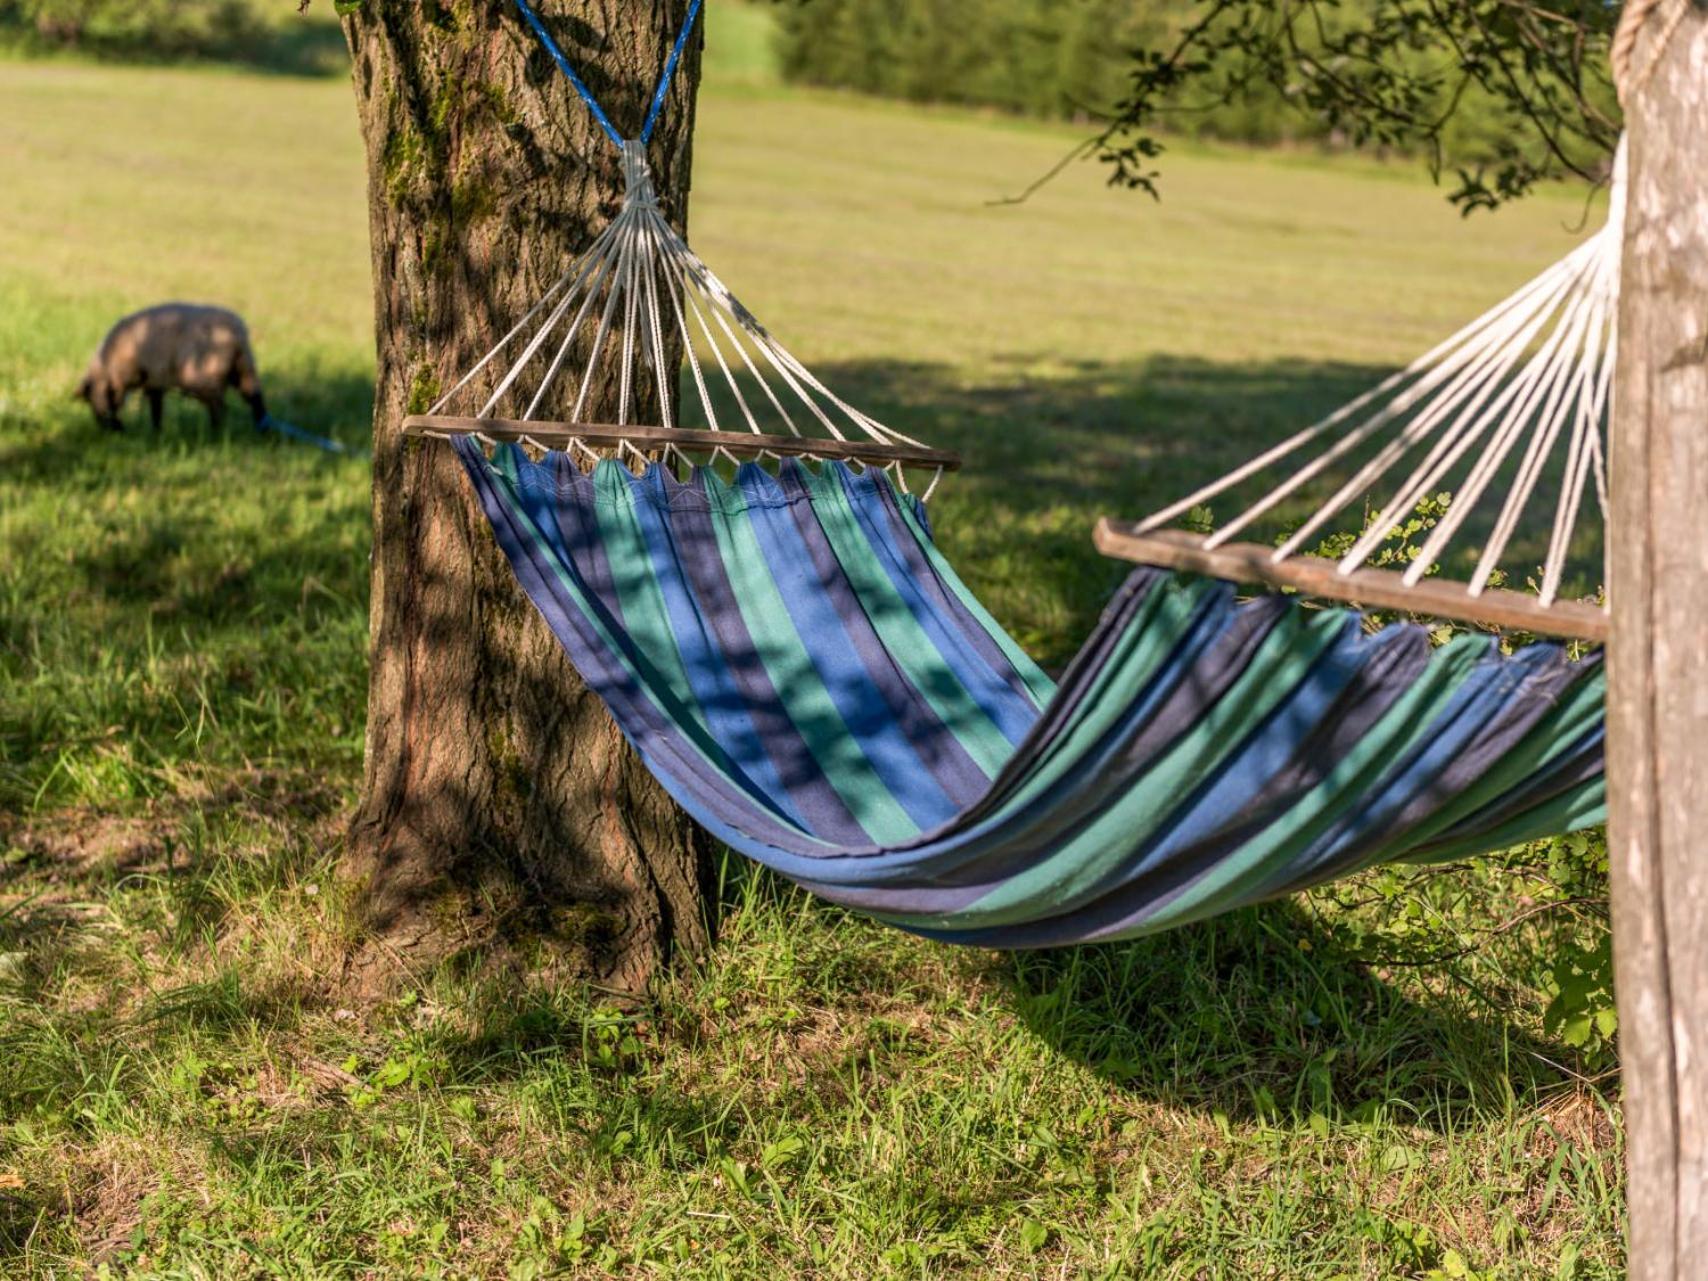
{"left": 510, "top": 0, "right": 623, "bottom": 148}
{"left": 640, "top": 0, "right": 703, "bottom": 144}
{"left": 509, "top": 0, "right": 703, "bottom": 150}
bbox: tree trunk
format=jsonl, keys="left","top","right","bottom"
{"left": 1607, "top": 7, "right": 1708, "bottom": 1277}
{"left": 339, "top": 0, "right": 711, "bottom": 994}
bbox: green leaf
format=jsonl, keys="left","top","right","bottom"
{"left": 1379, "top": 1143, "right": 1419, "bottom": 1172}
{"left": 760, "top": 1135, "right": 804, "bottom": 1170}
{"left": 1017, "top": 1219, "right": 1050, "bottom": 1253}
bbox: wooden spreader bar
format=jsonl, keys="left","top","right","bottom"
{"left": 404, "top": 416, "right": 962, "bottom": 472}
{"left": 1094, "top": 522, "right": 1608, "bottom": 644}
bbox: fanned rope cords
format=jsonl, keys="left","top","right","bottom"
{"left": 1122, "top": 139, "right": 1628, "bottom": 617}
{"left": 423, "top": 0, "right": 941, "bottom": 495}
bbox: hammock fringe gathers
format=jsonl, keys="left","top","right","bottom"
{"left": 407, "top": 0, "right": 1614, "bottom": 948}
{"left": 405, "top": 140, "right": 960, "bottom": 483}
{"left": 455, "top": 438, "right": 1605, "bottom": 948}
{"left": 411, "top": 0, "right": 958, "bottom": 477}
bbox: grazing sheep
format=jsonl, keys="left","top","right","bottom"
{"left": 76, "top": 303, "right": 268, "bottom": 432}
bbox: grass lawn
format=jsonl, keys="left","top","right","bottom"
{"left": 0, "top": 6, "right": 1620, "bottom": 1278}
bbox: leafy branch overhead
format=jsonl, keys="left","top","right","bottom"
{"left": 1098, "top": 0, "right": 1622, "bottom": 212}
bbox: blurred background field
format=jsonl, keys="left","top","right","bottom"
{"left": 0, "top": 4, "right": 1622, "bottom": 1277}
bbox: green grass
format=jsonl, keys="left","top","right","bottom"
{"left": 0, "top": 10, "right": 1621, "bottom": 1278}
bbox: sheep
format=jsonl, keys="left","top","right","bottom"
{"left": 75, "top": 303, "right": 268, "bottom": 433}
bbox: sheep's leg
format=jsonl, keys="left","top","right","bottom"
{"left": 146, "top": 388, "right": 164, "bottom": 431}
{"left": 230, "top": 361, "right": 268, "bottom": 429}
{"left": 202, "top": 394, "right": 226, "bottom": 430}
{"left": 242, "top": 388, "right": 268, "bottom": 429}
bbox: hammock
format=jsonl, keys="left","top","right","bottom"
{"left": 455, "top": 438, "right": 1603, "bottom": 946}
{"left": 403, "top": 1, "right": 1613, "bottom": 946}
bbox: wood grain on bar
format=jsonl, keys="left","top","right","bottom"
{"left": 1094, "top": 522, "right": 1608, "bottom": 643}
{"left": 403, "top": 415, "right": 962, "bottom": 471}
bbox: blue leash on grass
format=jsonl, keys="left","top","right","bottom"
{"left": 259, "top": 414, "right": 347, "bottom": 454}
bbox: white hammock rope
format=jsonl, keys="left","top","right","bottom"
{"left": 427, "top": 141, "right": 924, "bottom": 464}
{"left": 1133, "top": 140, "right": 1627, "bottom": 614}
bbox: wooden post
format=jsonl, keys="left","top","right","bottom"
{"left": 1606, "top": 6, "right": 1708, "bottom": 1276}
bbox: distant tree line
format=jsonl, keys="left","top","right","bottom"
{"left": 0, "top": 0, "right": 265, "bottom": 56}
{"left": 775, "top": 0, "right": 1612, "bottom": 181}
{"left": 0, "top": 0, "right": 349, "bottom": 74}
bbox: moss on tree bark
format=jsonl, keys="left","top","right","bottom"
{"left": 340, "top": 0, "right": 711, "bottom": 994}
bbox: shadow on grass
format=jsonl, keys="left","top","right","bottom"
{"left": 996, "top": 901, "right": 1572, "bottom": 1132}
{"left": 0, "top": 360, "right": 372, "bottom": 609}
{"left": 813, "top": 351, "right": 1383, "bottom": 511}
{"left": 0, "top": 358, "right": 372, "bottom": 817}
{"left": 2, "top": 349, "right": 1591, "bottom": 1146}
{"left": 709, "top": 858, "right": 1575, "bottom": 1140}
{"left": 0, "top": 770, "right": 343, "bottom": 982}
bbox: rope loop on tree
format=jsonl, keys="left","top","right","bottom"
{"left": 510, "top": 0, "right": 704, "bottom": 149}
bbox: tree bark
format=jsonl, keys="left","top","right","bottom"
{"left": 1607, "top": 7, "right": 1708, "bottom": 1277}
{"left": 339, "top": 0, "right": 711, "bottom": 994}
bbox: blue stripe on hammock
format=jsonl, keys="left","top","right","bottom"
{"left": 828, "top": 464, "right": 1042, "bottom": 744}
{"left": 774, "top": 466, "right": 997, "bottom": 810}
{"left": 460, "top": 440, "right": 821, "bottom": 848}
{"left": 641, "top": 467, "right": 868, "bottom": 842}
{"left": 732, "top": 462, "right": 965, "bottom": 834}
{"left": 624, "top": 465, "right": 815, "bottom": 833}
{"left": 846, "top": 465, "right": 1048, "bottom": 721}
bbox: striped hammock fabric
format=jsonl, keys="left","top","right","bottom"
{"left": 454, "top": 438, "right": 1606, "bottom": 949}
